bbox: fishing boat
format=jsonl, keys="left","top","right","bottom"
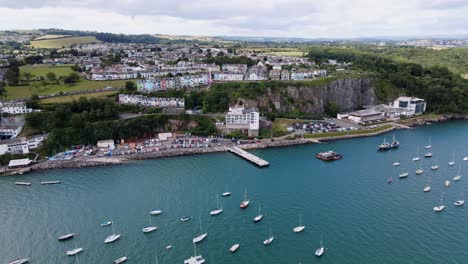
{"left": 293, "top": 213, "right": 305, "bottom": 233}
{"left": 378, "top": 136, "right": 399, "bottom": 151}
{"left": 315, "top": 233, "right": 325, "bottom": 257}
{"left": 230, "top": 244, "right": 240, "bottom": 253}
{"left": 101, "top": 221, "right": 112, "bottom": 227}
{"left": 240, "top": 188, "right": 250, "bottom": 209}
{"left": 263, "top": 226, "right": 274, "bottom": 245}
{"left": 104, "top": 221, "right": 121, "bottom": 244}
{"left": 184, "top": 243, "right": 205, "bottom": 264}
{"left": 181, "top": 216, "right": 191, "bottom": 222}
{"left": 193, "top": 218, "right": 207, "bottom": 243}
{"left": 8, "top": 259, "right": 29, "bottom": 264}
{"left": 253, "top": 202, "right": 263, "bottom": 223}
{"left": 143, "top": 214, "right": 157, "bottom": 233}
{"left": 58, "top": 233, "right": 75, "bottom": 241}
{"left": 15, "top": 182, "right": 31, "bottom": 186}
{"left": 66, "top": 248, "right": 83, "bottom": 256}
{"left": 316, "top": 150, "right": 342, "bottom": 161}
{"left": 453, "top": 164, "right": 462, "bottom": 181}
{"left": 222, "top": 185, "right": 231, "bottom": 197}
{"left": 433, "top": 193, "right": 445, "bottom": 212}
{"left": 393, "top": 162, "right": 400, "bottom": 166}
{"left": 413, "top": 147, "right": 421, "bottom": 161}
{"left": 210, "top": 195, "right": 223, "bottom": 216}
{"left": 425, "top": 137, "right": 431, "bottom": 149}
{"left": 399, "top": 171, "right": 409, "bottom": 178}
{"left": 114, "top": 256, "right": 128, "bottom": 264}
{"left": 41, "top": 181, "right": 61, "bottom": 185}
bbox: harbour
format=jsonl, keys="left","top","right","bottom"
{"left": 0, "top": 121, "right": 467, "bottom": 263}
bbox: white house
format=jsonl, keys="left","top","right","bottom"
{"left": 1, "top": 102, "right": 32, "bottom": 114}
{"left": 225, "top": 106, "right": 260, "bottom": 137}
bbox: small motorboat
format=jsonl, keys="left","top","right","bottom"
{"left": 412, "top": 157, "right": 421, "bottom": 161}
{"left": 230, "top": 244, "right": 240, "bottom": 253}
{"left": 150, "top": 209, "right": 163, "bottom": 215}
{"left": 58, "top": 233, "right": 75, "bottom": 241}
{"left": 431, "top": 165, "right": 439, "bottom": 170}
{"left": 424, "top": 186, "right": 431, "bottom": 192}
{"left": 181, "top": 216, "right": 191, "bottom": 222}
{"left": 104, "top": 234, "right": 121, "bottom": 244}
{"left": 393, "top": 162, "right": 400, "bottom": 166}
{"left": 449, "top": 161, "right": 455, "bottom": 166}
{"left": 166, "top": 245, "right": 172, "bottom": 249}
{"left": 445, "top": 180, "right": 450, "bottom": 187}
{"left": 454, "top": 200, "right": 464, "bottom": 206}
{"left": 453, "top": 176, "right": 461, "bottom": 181}
{"left": 114, "top": 256, "right": 128, "bottom": 264}
{"left": 15, "top": 182, "right": 31, "bottom": 186}
{"left": 399, "top": 172, "right": 409, "bottom": 178}
{"left": 41, "top": 181, "right": 61, "bottom": 185}
{"left": 221, "top": 192, "right": 231, "bottom": 197}
{"left": 66, "top": 248, "right": 83, "bottom": 256}
{"left": 8, "top": 259, "right": 29, "bottom": 264}
{"left": 143, "top": 226, "right": 157, "bottom": 233}
{"left": 101, "top": 221, "right": 112, "bottom": 227}
{"left": 463, "top": 156, "right": 468, "bottom": 161}
{"left": 415, "top": 169, "right": 423, "bottom": 175}
{"left": 387, "top": 178, "right": 393, "bottom": 183}
{"left": 424, "top": 152, "right": 432, "bottom": 158}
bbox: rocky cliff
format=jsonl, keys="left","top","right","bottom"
{"left": 256, "top": 78, "right": 377, "bottom": 115}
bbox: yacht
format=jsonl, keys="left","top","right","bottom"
{"left": 399, "top": 171, "right": 409, "bottom": 178}
{"left": 253, "top": 202, "right": 263, "bottom": 223}
{"left": 104, "top": 221, "right": 121, "bottom": 244}
{"left": 181, "top": 216, "right": 191, "bottom": 222}
{"left": 58, "top": 233, "right": 75, "bottom": 241}
{"left": 222, "top": 185, "right": 231, "bottom": 197}
{"left": 424, "top": 152, "right": 432, "bottom": 158}
{"left": 114, "top": 256, "right": 128, "bottom": 264}
{"left": 431, "top": 165, "right": 439, "bottom": 170}
{"left": 230, "top": 244, "right": 240, "bottom": 253}
{"left": 393, "top": 162, "right": 400, "bottom": 166}
{"left": 263, "top": 226, "right": 274, "bottom": 245}
{"left": 15, "top": 182, "right": 31, "bottom": 186}
{"left": 454, "top": 200, "right": 464, "bottom": 206}
{"left": 240, "top": 188, "right": 250, "bottom": 209}
{"left": 210, "top": 195, "right": 223, "bottom": 216}
{"left": 293, "top": 213, "right": 305, "bottom": 233}
{"left": 193, "top": 218, "right": 207, "bottom": 243}
{"left": 424, "top": 186, "right": 431, "bottom": 192}
{"left": 8, "top": 259, "right": 29, "bottom": 264}
{"left": 453, "top": 165, "right": 462, "bottom": 181}
{"left": 433, "top": 193, "right": 445, "bottom": 212}
{"left": 425, "top": 138, "right": 431, "bottom": 149}
{"left": 150, "top": 209, "right": 163, "bottom": 215}
{"left": 415, "top": 169, "right": 423, "bottom": 175}
{"left": 184, "top": 243, "right": 205, "bottom": 264}
{"left": 413, "top": 147, "right": 421, "bottom": 161}
{"left": 101, "top": 221, "right": 112, "bottom": 227}
{"left": 143, "top": 214, "right": 157, "bottom": 233}
{"left": 315, "top": 233, "right": 325, "bottom": 257}
{"left": 66, "top": 248, "right": 83, "bottom": 256}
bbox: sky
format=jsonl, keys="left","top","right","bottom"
{"left": 0, "top": 0, "right": 467, "bottom": 38}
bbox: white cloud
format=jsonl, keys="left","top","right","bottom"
{"left": 0, "top": 0, "right": 467, "bottom": 38}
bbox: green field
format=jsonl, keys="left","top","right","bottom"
{"left": 39, "top": 91, "right": 118, "bottom": 104}
{"left": 20, "top": 64, "right": 74, "bottom": 79}
{"left": 30, "top": 36, "right": 100, "bottom": 48}
{"left": 6, "top": 80, "right": 128, "bottom": 99}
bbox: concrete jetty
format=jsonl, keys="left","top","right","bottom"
{"left": 226, "top": 146, "right": 269, "bottom": 167}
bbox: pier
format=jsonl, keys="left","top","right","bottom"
{"left": 226, "top": 146, "right": 269, "bottom": 167}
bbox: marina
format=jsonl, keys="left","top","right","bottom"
{"left": 1, "top": 121, "right": 467, "bottom": 263}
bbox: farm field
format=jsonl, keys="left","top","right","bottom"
{"left": 30, "top": 36, "right": 99, "bottom": 48}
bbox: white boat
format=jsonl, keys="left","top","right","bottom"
{"left": 449, "top": 161, "right": 455, "bottom": 166}
{"left": 193, "top": 218, "right": 207, "bottom": 243}
{"left": 184, "top": 243, "right": 205, "bottom": 264}
{"left": 101, "top": 221, "right": 112, "bottom": 227}
{"left": 8, "top": 259, "right": 29, "bottom": 264}
{"left": 222, "top": 185, "right": 231, "bottom": 197}
{"left": 66, "top": 248, "right": 83, "bottom": 256}
{"left": 453, "top": 164, "right": 462, "bottom": 181}
{"left": 399, "top": 171, "right": 409, "bottom": 178}
{"left": 58, "top": 233, "right": 75, "bottom": 241}
{"left": 150, "top": 209, "right": 163, "bottom": 215}
{"left": 41, "top": 181, "right": 61, "bottom": 185}
{"left": 263, "top": 226, "right": 274, "bottom": 245}
{"left": 166, "top": 245, "right": 172, "bottom": 249}
{"left": 463, "top": 156, "right": 468, "bottom": 161}
{"left": 433, "top": 193, "right": 445, "bottom": 212}
{"left": 15, "top": 182, "right": 31, "bottom": 186}
{"left": 315, "top": 233, "right": 325, "bottom": 257}
{"left": 104, "top": 221, "right": 121, "bottom": 243}
{"left": 425, "top": 138, "right": 431, "bottom": 149}
{"left": 293, "top": 213, "right": 305, "bottom": 233}
{"left": 253, "top": 202, "right": 263, "bottom": 223}
{"left": 240, "top": 188, "right": 250, "bottom": 209}
{"left": 413, "top": 147, "right": 421, "bottom": 161}
{"left": 424, "top": 186, "right": 431, "bottom": 192}
{"left": 143, "top": 214, "right": 158, "bottom": 233}
{"left": 431, "top": 165, "right": 439, "bottom": 170}
{"left": 230, "top": 244, "right": 240, "bottom": 253}
{"left": 445, "top": 180, "right": 450, "bottom": 187}
{"left": 424, "top": 152, "right": 432, "bottom": 158}
{"left": 454, "top": 200, "right": 464, "bottom": 206}
{"left": 393, "top": 162, "right": 400, "bottom": 166}
{"left": 181, "top": 216, "right": 191, "bottom": 222}
{"left": 210, "top": 195, "right": 223, "bottom": 216}
{"left": 415, "top": 169, "right": 423, "bottom": 175}
{"left": 114, "top": 256, "right": 128, "bottom": 264}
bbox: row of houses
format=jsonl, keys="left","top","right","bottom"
{"left": 118, "top": 94, "right": 185, "bottom": 108}
{"left": 337, "top": 97, "right": 427, "bottom": 124}
{"left": 1, "top": 102, "right": 33, "bottom": 115}
{"left": 137, "top": 74, "right": 212, "bottom": 92}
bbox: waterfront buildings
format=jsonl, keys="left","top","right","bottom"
{"left": 225, "top": 105, "right": 260, "bottom": 137}
{"left": 0, "top": 135, "right": 44, "bottom": 155}
{"left": 391, "top": 97, "right": 426, "bottom": 116}
{"left": 1, "top": 102, "right": 33, "bottom": 115}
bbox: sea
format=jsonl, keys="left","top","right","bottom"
{"left": 1, "top": 120, "right": 467, "bottom": 264}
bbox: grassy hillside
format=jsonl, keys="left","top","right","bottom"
{"left": 20, "top": 64, "right": 74, "bottom": 79}
{"left": 30, "top": 36, "right": 99, "bottom": 48}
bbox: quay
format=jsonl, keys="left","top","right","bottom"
{"left": 226, "top": 146, "right": 269, "bottom": 167}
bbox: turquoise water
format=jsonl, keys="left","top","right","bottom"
{"left": 1, "top": 121, "right": 468, "bottom": 264}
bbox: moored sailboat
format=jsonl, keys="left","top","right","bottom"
{"left": 184, "top": 243, "right": 205, "bottom": 264}
{"left": 453, "top": 164, "right": 462, "bottom": 181}
{"left": 293, "top": 213, "right": 305, "bottom": 233}
{"left": 210, "top": 195, "right": 223, "bottom": 216}
{"left": 193, "top": 217, "right": 207, "bottom": 243}
{"left": 240, "top": 188, "right": 250, "bottom": 209}
{"left": 315, "top": 233, "right": 325, "bottom": 257}
{"left": 253, "top": 202, "right": 263, "bottom": 223}
{"left": 263, "top": 225, "right": 274, "bottom": 245}
{"left": 104, "top": 220, "right": 121, "bottom": 244}
{"left": 143, "top": 214, "right": 157, "bottom": 233}
{"left": 433, "top": 193, "right": 445, "bottom": 212}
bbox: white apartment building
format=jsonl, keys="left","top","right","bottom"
{"left": 1, "top": 102, "right": 33, "bottom": 114}
{"left": 391, "top": 96, "right": 426, "bottom": 116}
{"left": 225, "top": 106, "right": 260, "bottom": 137}
{"left": 0, "top": 135, "right": 44, "bottom": 155}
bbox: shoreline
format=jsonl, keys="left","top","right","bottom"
{"left": 5, "top": 116, "right": 467, "bottom": 175}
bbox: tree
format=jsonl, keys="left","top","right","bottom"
{"left": 46, "top": 72, "right": 57, "bottom": 81}
{"left": 26, "top": 95, "right": 40, "bottom": 109}
{"left": 63, "top": 72, "right": 80, "bottom": 84}
{"left": 125, "top": 81, "right": 137, "bottom": 92}
{"left": 23, "top": 72, "right": 32, "bottom": 81}
{"left": 0, "top": 81, "right": 7, "bottom": 98}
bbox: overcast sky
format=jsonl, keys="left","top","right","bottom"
{"left": 0, "top": 0, "right": 467, "bottom": 38}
